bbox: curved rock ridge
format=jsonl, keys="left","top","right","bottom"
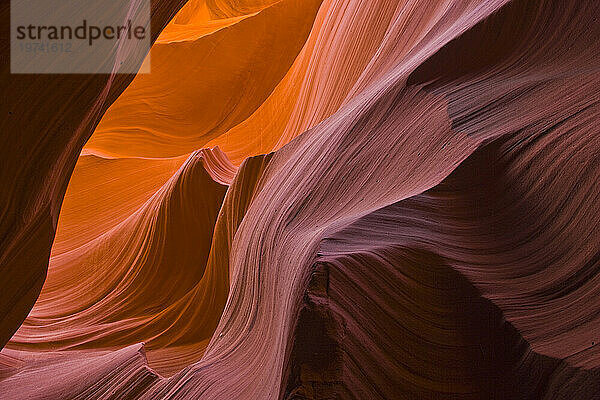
{"left": 9, "top": 149, "right": 231, "bottom": 367}
{"left": 0, "top": 344, "right": 160, "bottom": 398}
{"left": 1, "top": 0, "right": 599, "bottom": 398}
{"left": 51, "top": 154, "right": 189, "bottom": 257}
{"left": 53, "top": 145, "right": 236, "bottom": 258}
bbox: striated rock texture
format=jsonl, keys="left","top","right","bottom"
{"left": 1, "top": 0, "right": 600, "bottom": 399}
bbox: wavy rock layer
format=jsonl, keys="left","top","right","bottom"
{"left": 1, "top": 0, "right": 600, "bottom": 399}
{"left": 11, "top": 149, "right": 232, "bottom": 352}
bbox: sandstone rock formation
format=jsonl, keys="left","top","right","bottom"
{"left": 1, "top": 0, "right": 599, "bottom": 398}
